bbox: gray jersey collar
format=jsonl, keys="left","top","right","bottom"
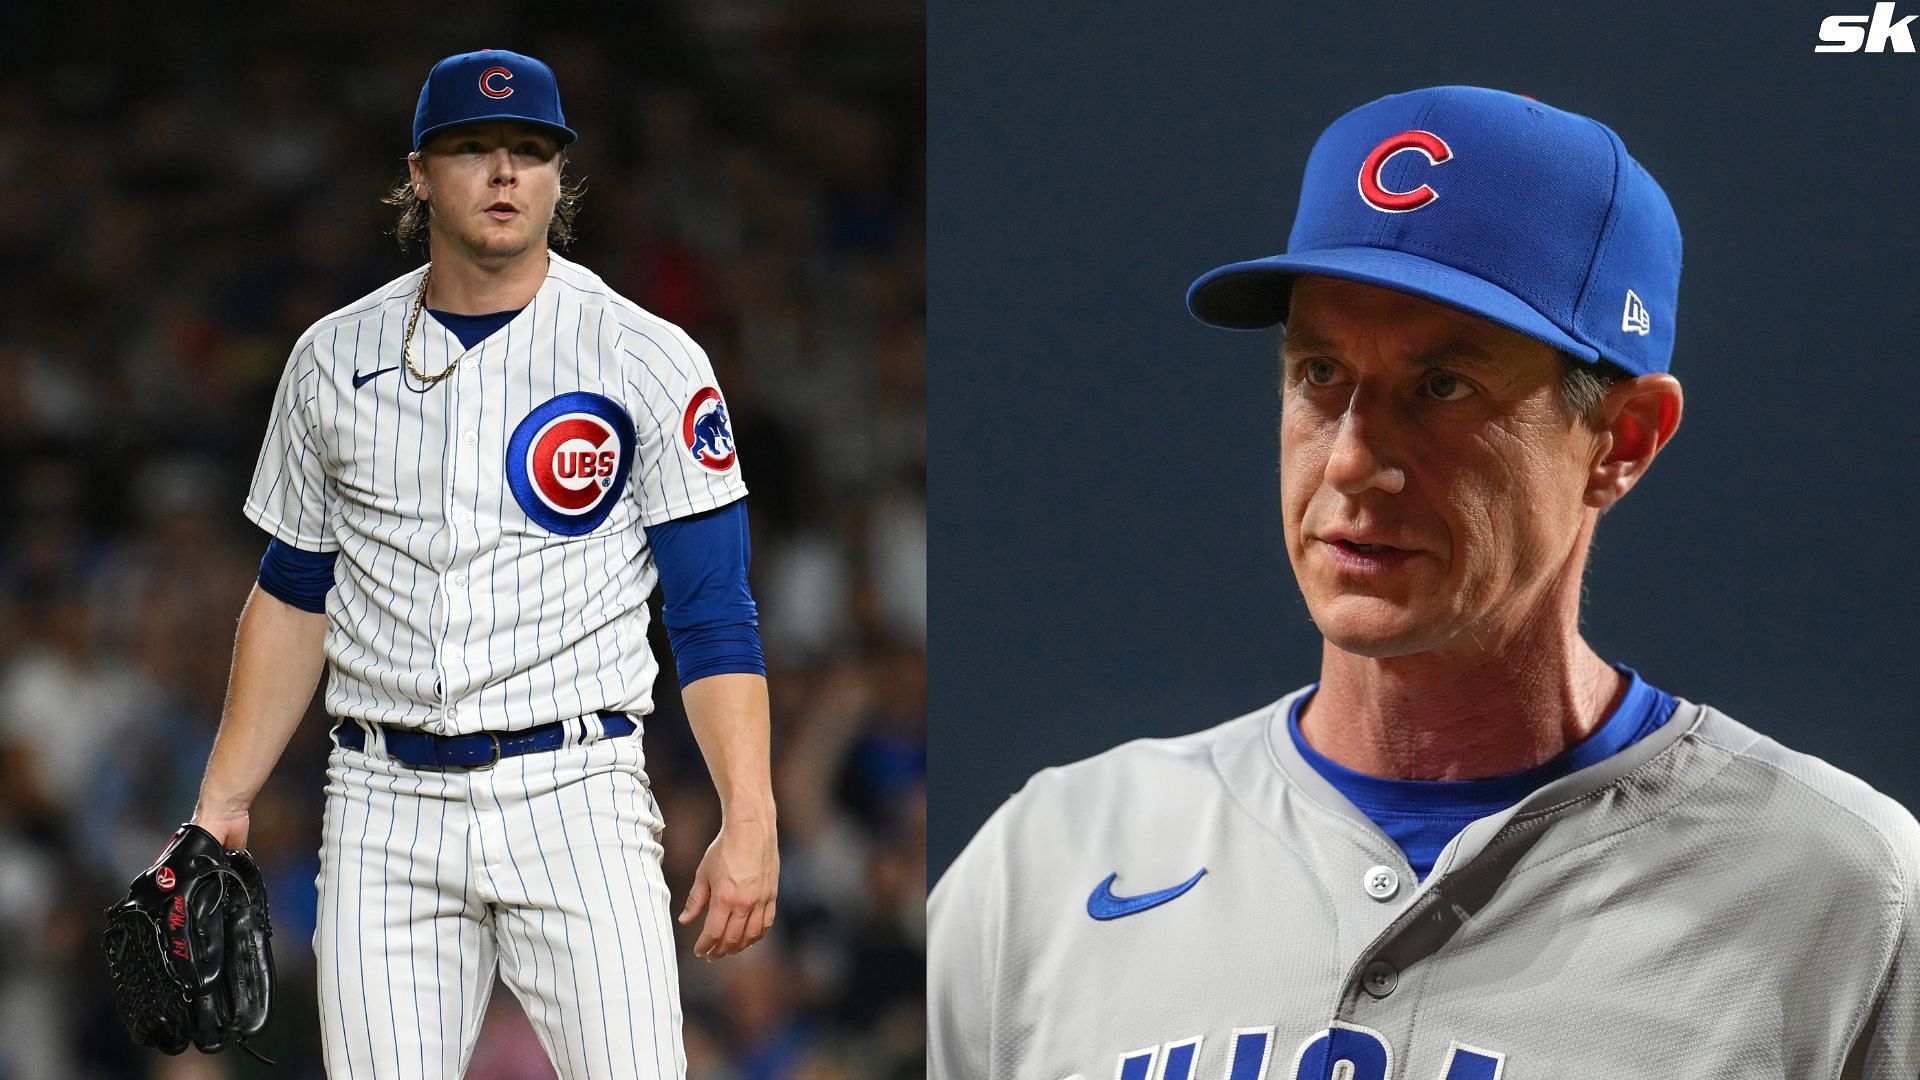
{"left": 1211, "top": 686, "right": 1711, "bottom": 881}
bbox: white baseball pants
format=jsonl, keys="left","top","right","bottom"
{"left": 313, "top": 722, "right": 685, "bottom": 1078}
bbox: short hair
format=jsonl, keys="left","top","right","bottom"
{"left": 1557, "top": 353, "right": 1629, "bottom": 426}
{"left": 380, "top": 155, "right": 585, "bottom": 254}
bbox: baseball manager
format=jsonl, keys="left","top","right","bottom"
{"left": 929, "top": 86, "right": 1920, "bottom": 1079}
{"left": 189, "top": 49, "right": 776, "bottom": 1077}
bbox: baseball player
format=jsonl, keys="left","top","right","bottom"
{"left": 187, "top": 50, "right": 777, "bottom": 1078}
{"left": 929, "top": 86, "right": 1920, "bottom": 1080}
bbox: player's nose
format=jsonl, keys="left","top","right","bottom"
{"left": 1324, "top": 383, "right": 1405, "bottom": 496}
{"left": 488, "top": 147, "right": 518, "bottom": 183}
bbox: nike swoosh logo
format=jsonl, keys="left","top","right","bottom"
{"left": 1086, "top": 868, "right": 1207, "bottom": 920}
{"left": 352, "top": 366, "right": 399, "bottom": 388}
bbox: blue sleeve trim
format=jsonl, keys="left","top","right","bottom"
{"left": 644, "top": 498, "right": 767, "bottom": 687}
{"left": 257, "top": 538, "right": 338, "bottom": 614}
{"left": 670, "top": 624, "right": 767, "bottom": 686}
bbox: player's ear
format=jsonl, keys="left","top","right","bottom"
{"left": 1585, "top": 373, "right": 1682, "bottom": 510}
{"left": 406, "top": 152, "right": 429, "bottom": 201}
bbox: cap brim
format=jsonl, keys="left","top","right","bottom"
{"left": 415, "top": 116, "right": 578, "bottom": 151}
{"left": 1185, "top": 246, "right": 1600, "bottom": 363}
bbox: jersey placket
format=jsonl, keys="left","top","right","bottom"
{"left": 1322, "top": 811, "right": 1540, "bottom": 1072}
{"left": 437, "top": 335, "right": 485, "bottom": 728}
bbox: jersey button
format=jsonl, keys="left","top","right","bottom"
{"left": 464, "top": 431, "right": 478, "bottom": 446}
{"left": 447, "top": 646, "right": 464, "bottom": 661}
{"left": 1361, "top": 959, "right": 1398, "bottom": 998}
{"left": 1363, "top": 865, "right": 1400, "bottom": 901}
{"left": 451, "top": 573, "right": 468, "bottom": 588}
{"left": 452, "top": 509, "right": 470, "bottom": 525}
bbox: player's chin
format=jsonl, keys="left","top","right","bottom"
{"left": 467, "top": 223, "right": 541, "bottom": 259}
{"left": 1306, "top": 596, "right": 1451, "bottom": 658}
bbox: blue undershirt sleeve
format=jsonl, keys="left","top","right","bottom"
{"left": 644, "top": 498, "right": 766, "bottom": 687}
{"left": 257, "top": 538, "right": 339, "bottom": 614}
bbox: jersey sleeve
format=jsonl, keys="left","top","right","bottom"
{"left": 1850, "top": 871, "right": 1920, "bottom": 1075}
{"left": 644, "top": 499, "right": 766, "bottom": 686}
{"left": 242, "top": 342, "right": 337, "bottom": 551}
{"left": 621, "top": 321, "right": 749, "bottom": 526}
{"left": 256, "top": 538, "right": 339, "bottom": 614}
{"left": 929, "top": 795, "right": 1016, "bottom": 1080}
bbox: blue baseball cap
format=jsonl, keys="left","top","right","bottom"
{"left": 412, "top": 49, "right": 577, "bottom": 152}
{"left": 1187, "top": 86, "right": 1681, "bottom": 376}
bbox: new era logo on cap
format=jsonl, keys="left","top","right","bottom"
{"left": 1622, "top": 289, "right": 1652, "bottom": 336}
{"left": 1186, "top": 86, "right": 1684, "bottom": 377}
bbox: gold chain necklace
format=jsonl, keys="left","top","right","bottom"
{"left": 402, "top": 253, "right": 550, "bottom": 387}
{"left": 401, "top": 264, "right": 454, "bottom": 386}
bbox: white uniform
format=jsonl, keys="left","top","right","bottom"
{"left": 246, "top": 252, "right": 746, "bottom": 1078}
{"left": 929, "top": 692, "right": 1920, "bottom": 1080}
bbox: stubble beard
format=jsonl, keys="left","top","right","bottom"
{"left": 428, "top": 205, "right": 549, "bottom": 268}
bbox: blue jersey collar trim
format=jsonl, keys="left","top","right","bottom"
{"left": 1287, "top": 663, "right": 1679, "bottom": 815}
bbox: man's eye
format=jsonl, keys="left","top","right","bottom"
{"left": 1302, "top": 358, "right": 1338, "bottom": 385}
{"left": 1421, "top": 370, "right": 1473, "bottom": 401}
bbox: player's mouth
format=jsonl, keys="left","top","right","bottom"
{"left": 1316, "top": 535, "right": 1418, "bottom": 572}
{"left": 485, "top": 202, "right": 519, "bottom": 220}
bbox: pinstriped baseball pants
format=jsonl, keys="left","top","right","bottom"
{"left": 314, "top": 722, "right": 686, "bottom": 1079}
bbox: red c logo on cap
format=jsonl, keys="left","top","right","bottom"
{"left": 1357, "top": 130, "right": 1453, "bottom": 213}
{"left": 479, "top": 66, "right": 514, "bottom": 99}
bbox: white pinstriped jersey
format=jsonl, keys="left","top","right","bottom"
{"left": 244, "top": 252, "right": 746, "bottom": 736}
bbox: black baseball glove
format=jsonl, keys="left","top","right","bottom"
{"left": 102, "top": 822, "right": 276, "bottom": 1062}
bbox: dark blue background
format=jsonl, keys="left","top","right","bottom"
{"left": 929, "top": 0, "right": 1920, "bottom": 878}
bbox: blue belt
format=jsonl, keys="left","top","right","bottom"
{"left": 332, "top": 711, "right": 634, "bottom": 769}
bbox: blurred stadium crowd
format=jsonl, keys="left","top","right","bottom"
{"left": 0, "top": 4, "right": 923, "bottom": 1078}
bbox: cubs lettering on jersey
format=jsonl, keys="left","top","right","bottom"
{"left": 1112, "top": 1025, "right": 1503, "bottom": 1080}
{"left": 507, "top": 391, "right": 636, "bottom": 535}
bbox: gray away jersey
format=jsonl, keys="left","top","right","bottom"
{"left": 930, "top": 689, "right": 1920, "bottom": 1079}
{"left": 244, "top": 253, "right": 746, "bottom": 735}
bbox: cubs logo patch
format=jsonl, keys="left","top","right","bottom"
{"left": 479, "top": 65, "right": 514, "bottom": 99}
{"left": 506, "top": 392, "right": 636, "bottom": 536}
{"left": 681, "top": 386, "right": 738, "bottom": 472}
{"left": 1358, "top": 129, "right": 1453, "bottom": 213}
